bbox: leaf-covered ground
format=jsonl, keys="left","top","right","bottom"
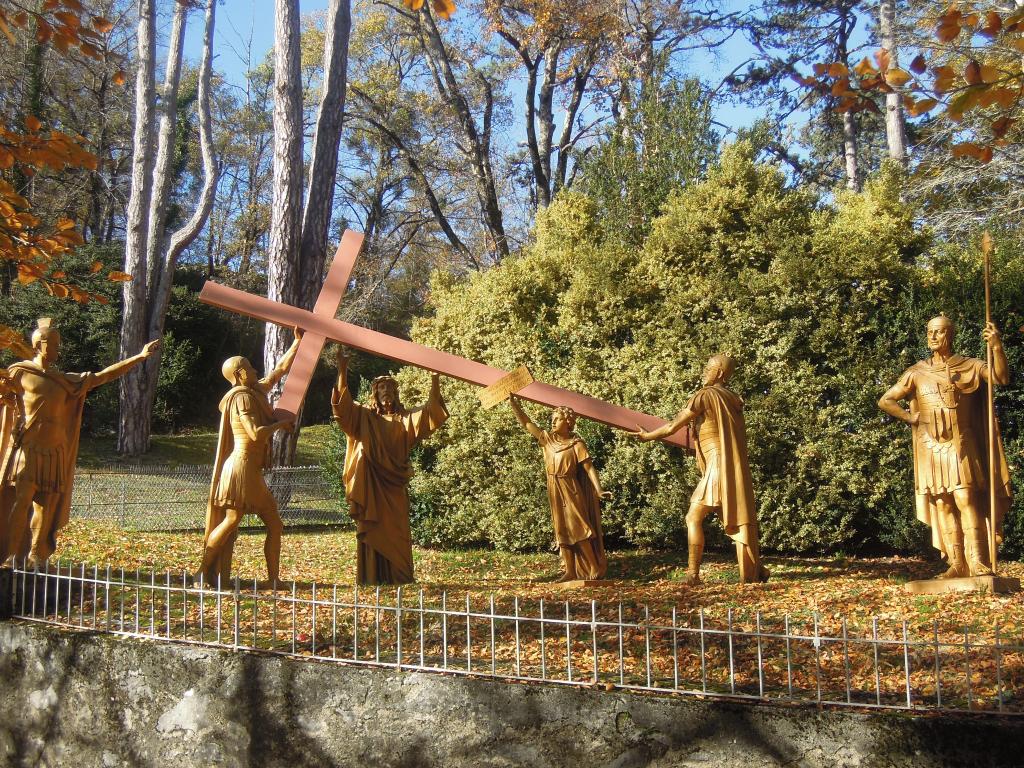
{"left": 53, "top": 520, "right": 1024, "bottom": 638}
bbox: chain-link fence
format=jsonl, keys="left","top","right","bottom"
{"left": 70, "top": 465, "right": 347, "bottom": 530}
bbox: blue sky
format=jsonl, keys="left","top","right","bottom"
{"left": 182, "top": 0, "right": 765, "bottom": 138}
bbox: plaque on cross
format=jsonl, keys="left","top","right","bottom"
{"left": 198, "top": 230, "right": 692, "bottom": 448}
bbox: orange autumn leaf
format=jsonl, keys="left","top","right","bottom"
{"left": 991, "top": 115, "right": 1015, "bottom": 138}
{"left": 432, "top": 0, "right": 456, "bottom": 20}
{"left": 982, "top": 11, "right": 1003, "bottom": 37}
{"left": 853, "top": 57, "right": 876, "bottom": 78}
{"left": 874, "top": 48, "right": 891, "bottom": 72}
{"left": 53, "top": 11, "right": 80, "bottom": 29}
{"left": 91, "top": 16, "right": 113, "bottom": 34}
{"left": 964, "top": 60, "right": 983, "bottom": 85}
{"left": 885, "top": 68, "right": 912, "bottom": 87}
{"left": 89, "top": 259, "right": 103, "bottom": 273}
{"left": 107, "top": 270, "right": 133, "bottom": 282}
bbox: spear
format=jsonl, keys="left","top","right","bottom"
{"left": 982, "top": 231, "right": 998, "bottom": 573}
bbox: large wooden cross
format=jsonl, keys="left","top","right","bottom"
{"left": 199, "top": 230, "right": 690, "bottom": 447}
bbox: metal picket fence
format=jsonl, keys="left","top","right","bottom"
{"left": 6, "top": 560, "right": 1023, "bottom": 715}
{"left": 70, "top": 465, "right": 346, "bottom": 530}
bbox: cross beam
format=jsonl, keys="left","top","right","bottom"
{"left": 199, "top": 230, "right": 691, "bottom": 448}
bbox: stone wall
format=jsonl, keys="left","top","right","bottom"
{"left": 1, "top": 622, "right": 1021, "bottom": 768}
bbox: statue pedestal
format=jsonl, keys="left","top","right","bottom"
{"left": 548, "top": 579, "right": 616, "bottom": 591}
{"left": 905, "top": 575, "right": 1020, "bottom": 595}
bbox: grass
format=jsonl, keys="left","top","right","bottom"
{"left": 77, "top": 423, "right": 337, "bottom": 468}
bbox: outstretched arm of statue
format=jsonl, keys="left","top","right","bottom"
{"left": 878, "top": 382, "right": 918, "bottom": 426}
{"left": 237, "top": 409, "right": 293, "bottom": 442}
{"left": 91, "top": 339, "right": 162, "bottom": 388}
{"left": 330, "top": 345, "right": 363, "bottom": 438}
{"left": 262, "top": 327, "right": 304, "bottom": 389}
{"left": 629, "top": 408, "right": 694, "bottom": 442}
{"left": 428, "top": 371, "right": 444, "bottom": 406}
{"left": 333, "top": 345, "right": 351, "bottom": 393}
{"left": 983, "top": 322, "right": 1010, "bottom": 386}
{"left": 584, "top": 459, "right": 612, "bottom": 501}
{"left": 509, "top": 395, "right": 544, "bottom": 441}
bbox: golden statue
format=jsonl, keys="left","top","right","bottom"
{"left": 509, "top": 396, "right": 609, "bottom": 582}
{"left": 196, "top": 329, "right": 302, "bottom": 586}
{"left": 878, "top": 316, "right": 1011, "bottom": 579}
{"left": 631, "top": 354, "right": 768, "bottom": 585}
{"left": 331, "top": 347, "right": 448, "bottom": 585}
{"left": 0, "top": 319, "right": 160, "bottom": 566}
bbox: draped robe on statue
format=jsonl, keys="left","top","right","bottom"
{"left": 201, "top": 385, "right": 276, "bottom": 581}
{"left": 537, "top": 431, "right": 607, "bottom": 580}
{"left": 331, "top": 382, "right": 448, "bottom": 585}
{"left": 0, "top": 362, "right": 90, "bottom": 558}
{"left": 687, "top": 384, "right": 758, "bottom": 546}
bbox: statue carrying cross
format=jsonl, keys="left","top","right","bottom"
{"left": 199, "top": 230, "right": 690, "bottom": 584}
{"left": 199, "top": 229, "right": 692, "bottom": 447}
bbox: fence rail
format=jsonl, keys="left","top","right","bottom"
{"left": 70, "top": 465, "right": 345, "bottom": 530}
{"left": 6, "top": 561, "right": 1022, "bottom": 715}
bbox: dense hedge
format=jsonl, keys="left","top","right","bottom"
{"left": 397, "top": 144, "right": 1024, "bottom": 556}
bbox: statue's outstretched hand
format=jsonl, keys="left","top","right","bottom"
{"left": 628, "top": 425, "right": 653, "bottom": 442}
{"left": 142, "top": 339, "right": 162, "bottom": 358}
{"left": 334, "top": 345, "right": 350, "bottom": 368}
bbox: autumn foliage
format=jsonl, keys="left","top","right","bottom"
{"left": 401, "top": 0, "right": 457, "bottom": 22}
{"left": 0, "top": 0, "right": 129, "bottom": 356}
{"left": 797, "top": 4, "right": 1024, "bottom": 163}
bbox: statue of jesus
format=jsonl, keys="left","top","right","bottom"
{"left": 331, "top": 347, "right": 448, "bottom": 585}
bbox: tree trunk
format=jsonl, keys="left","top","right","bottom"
{"left": 878, "top": 0, "right": 907, "bottom": 165}
{"left": 117, "top": 0, "right": 157, "bottom": 456}
{"left": 842, "top": 111, "right": 859, "bottom": 191}
{"left": 838, "top": 13, "right": 860, "bottom": 191}
{"left": 270, "top": 0, "right": 352, "bottom": 466}
{"left": 118, "top": 0, "right": 218, "bottom": 456}
{"left": 263, "top": 0, "right": 305, "bottom": 421}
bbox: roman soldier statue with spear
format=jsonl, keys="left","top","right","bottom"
{"left": 879, "top": 233, "right": 1018, "bottom": 591}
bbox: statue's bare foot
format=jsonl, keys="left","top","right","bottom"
{"left": 970, "top": 563, "right": 994, "bottom": 577}
{"left": 554, "top": 572, "right": 578, "bottom": 583}
{"left": 678, "top": 571, "right": 701, "bottom": 586}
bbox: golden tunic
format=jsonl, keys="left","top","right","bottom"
{"left": 209, "top": 387, "right": 276, "bottom": 517}
{"left": 0, "top": 362, "right": 90, "bottom": 551}
{"left": 896, "top": 355, "right": 1011, "bottom": 554}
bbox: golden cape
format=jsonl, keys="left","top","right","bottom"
{"left": 692, "top": 384, "right": 757, "bottom": 544}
